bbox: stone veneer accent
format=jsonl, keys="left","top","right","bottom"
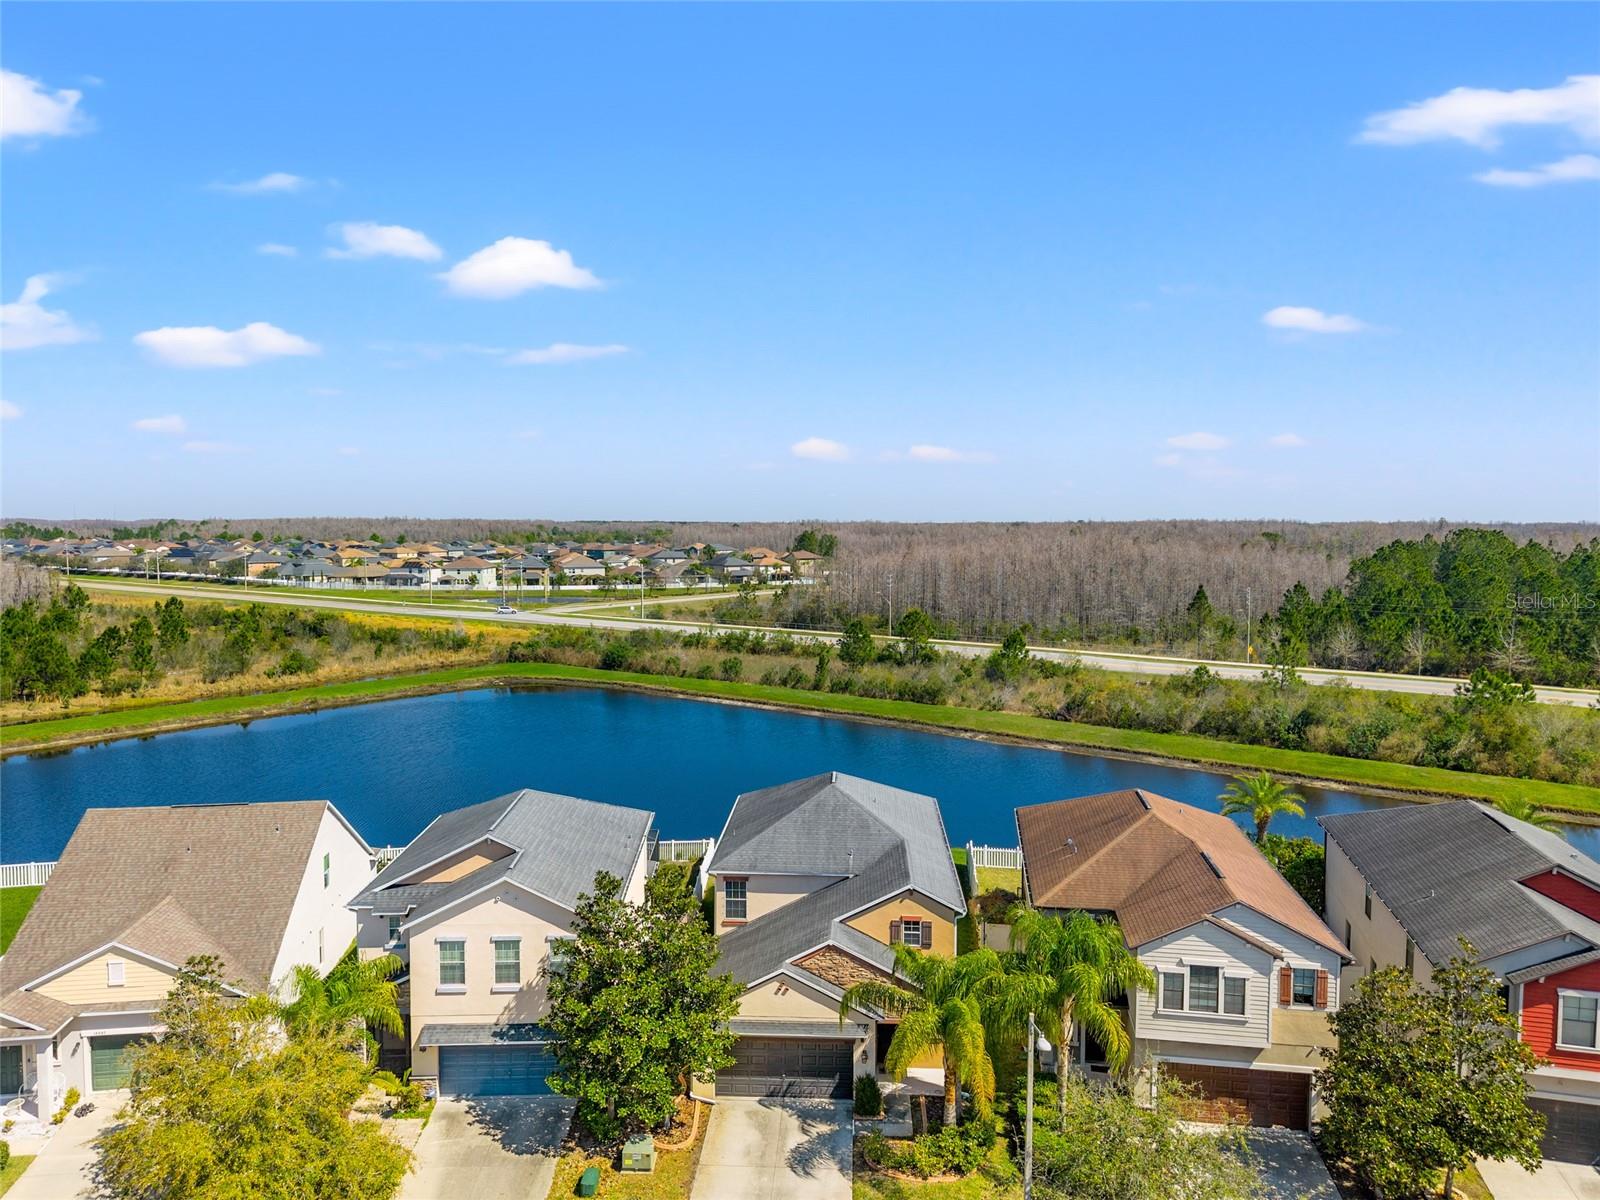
{"left": 796, "top": 945, "right": 895, "bottom": 991}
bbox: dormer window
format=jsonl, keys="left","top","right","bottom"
{"left": 107, "top": 959, "right": 125, "bottom": 987}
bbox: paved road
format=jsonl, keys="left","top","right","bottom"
{"left": 690, "top": 1099, "right": 852, "bottom": 1200}
{"left": 399, "top": 1097, "right": 573, "bottom": 1200}
{"left": 77, "top": 578, "right": 1599, "bottom": 707}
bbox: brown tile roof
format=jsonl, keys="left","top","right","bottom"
{"left": 1015, "top": 789, "right": 1347, "bottom": 958}
{"left": 1, "top": 802, "right": 353, "bottom": 1001}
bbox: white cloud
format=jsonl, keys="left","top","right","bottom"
{"left": 1166, "top": 431, "right": 1231, "bottom": 451}
{"left": 257, "top": 243, "right": 299, "bottom": 257}
{"left": 0, "top": 274, "right": 96, "bottom": 351}
{"left": 210, "top": 172, "right": 312, "bottom": 195}
{"left": 0, "top": 399, "right": 21, "bottom": 421}
{"left": 504, "top": 342, "right": 629, "bottom": 366}
{"left": 1474, "top": 153, "right": 1600, "bottom": 188}
{"left": 134, "top": 321, "right": 320, "bottom": 368}
{"left": 897, "top": 444, "right": 996, "bottom": 464}
{"left": 439, "top": 237, "right": 601, "bottom": 299}
{"left": 1154, "top": 453, "right": 1183, "bottom": 468}
{"left": 1, "top": 69, "right": 89, "bottom": 141}
{"left": 326, "top": 221, "right": 442, "bottom": 262}
{"left": 132, "top": 414, "right": 187, "bottom": 435}
{"left": 791, "top": 436, "right": 851, "bottom": 462}
{"left": 1269, "top": 432, "right": 1309, "bottom": 448}
{"left": 182, "top": 440, "right": 241, "bottom": 454}
{"left": 1359, "top": 74, "right": 1600, "bottom": 149}
{"left": 1262, "top": 306, "right": 1368, "bottom": 334}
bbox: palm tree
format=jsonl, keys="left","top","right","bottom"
{"left": 281, "top": 946, "right": 405, "bottom": 1052}
{"left": 1219, "top": 770, "right": 1305, "bottom": 842}
{"left": 1005, "top": 907, "right": 1154, "bottom": 1125}
{"left": 840, "top": 947, "right": 1026, "bottom": 1126}
{"left": 1494, "top": 795, "right": 1565, "bottom": 838}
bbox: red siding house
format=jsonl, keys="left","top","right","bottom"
{"left": 1322, "top": 802, "right": 1600, "bottom": 1165}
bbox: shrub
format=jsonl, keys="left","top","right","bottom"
{"left": 0, "top": 1139, "right": 10, "bottom": 1170}
{"left": 392, "top": 1082, "right": 424, "bottom": 1113}
{"left": 599, "top": 643, "right": 634, "bottom": 671}
{"left": 370, "top": 1070, "right": 402, "bottom": 1095}
{"left": 266, "top": 648, "right": 318, "bottom": 678}
{"left": 863, "top": 1120, "right": 993, "bottom": 1177}
{"left": 854, "top": 1073, "right": 883, "bottom": 1118}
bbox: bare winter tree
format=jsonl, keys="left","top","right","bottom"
{"left": 0, "top": 560, "right": 51, "bottom": 609}
{"left": 1404, "top": 625, "right": 1429, "bottom": 675}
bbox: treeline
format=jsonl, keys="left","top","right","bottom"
{"left": 0, "top": 588, "right": 477, "bottom": 704}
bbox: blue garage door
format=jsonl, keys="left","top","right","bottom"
{"left": 438, "top": 1043, "right": 556, "bottom": 1096}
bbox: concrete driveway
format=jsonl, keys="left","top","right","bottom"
{"left": 1241, "top": 1129, "right": 1338, "bottom": 1200}
{"left": 6, "top": 1096, "right": 123, "bottom": 1200}
{"left": 1478, "top": 1157, "right": 1600, "bottom": 1200}
{"left": 400, "top": 1096, "right": 574, "bottom": 1200}
{"left": 690, "top": 1098, "right": 852, "bottom": 1200}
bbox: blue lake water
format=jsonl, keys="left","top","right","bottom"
{"left": 5, "top": 685, "right": 1595, "bottom": 862}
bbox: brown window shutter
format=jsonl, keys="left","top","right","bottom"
{"left": 889, "top": 920, "right": 902, "bottom": 944}
{"left": 1278, "top": 968, "right": 1292, "bottom": 1006}
{"left": 1315, "top": 970, "right": 1329, "bottom": 1009}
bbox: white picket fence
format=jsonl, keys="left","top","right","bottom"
{"left": 653, "top": 837, "right": 715, "bottom": 863}
{"left": 963, "top": 842, "right": 1023, "bottom": 896}
{"left": 0, "top": 861, "right": 56, "bottom": 888}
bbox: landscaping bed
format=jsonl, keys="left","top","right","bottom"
{"left": 544, "top": 1097, "right": 707, "bottom": 1199}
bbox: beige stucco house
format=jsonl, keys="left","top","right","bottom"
{"left": 704, "top": 772, "right": 966, "bottom": 1098}
{"left": 0, "top": 801, "right": 372, "bottom": 1116}
{"left": 348, "top": 788, "right": 652, "bottom": 1096}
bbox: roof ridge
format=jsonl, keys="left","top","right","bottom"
{"left": 1036, "top": 797, "right": 1153, "bottom": 906}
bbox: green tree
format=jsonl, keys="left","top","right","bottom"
{"left": 1454, "top": 667, "right": 1535, "bottom": 711}
{"left": 1004, "top": 908, "right": 1154, "bottom": 1124}
{"left": 157, "top": 596, "right": 189, "bottom": 652}
{"left": 95, "top": 956, "right": 410, "bottom": 1200}
{"left": 126, "top": 615, "right": 157, "bottom": 675}
{"left": 985, "top": 627, "right": 1031, "bottom": 682}
{"left": 281, "top": 944, "right": 405, "bottom": 1052}
{"left": 545, "top": 871, "right": 740, "bottom": 1142}
{"left": 1256, "top": 834, "right": 1325, "bottom": 912}
{"left": 1218, "top": 771, "right": 1304, "bottom": 842}
{"left": 1318, "top": 950, "right": 1544, "bottom": 1199}
{"left": 1492, "top": 795, "right": 1564, "bottom": 836}
{"left": 894, "top": 608, "right": 938, "bottom": 663}
{"left": 1184, "top": 585, "right": 1217, "bottom": 640}
{"left": 838, "top": 617, "right": 877, "bottom": 666}
{"left": 840, "top": 947, "right": 1024, "bottom": 1125}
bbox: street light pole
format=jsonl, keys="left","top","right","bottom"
{"left": 1024, "top": 1010, "right": 1035, "bottom": 1200}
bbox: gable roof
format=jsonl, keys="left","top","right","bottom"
{"left": 709, "top": 772, "right": 965, "bottom": 987}
{"left": 350, "top": 789, "right": 654, "bottom": 923}
{"left": 3, "top": 801, "right": 360, "bottom": 1000}
{"left": 1017, "top": 789, "right": 1347, "bottom": 958}
{"left": 1320, "top": 801, "right": 1600, "bottom": 966}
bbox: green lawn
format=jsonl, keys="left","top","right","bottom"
{"left": 6, "top": 661, "right": 1599, "bottom": 817}
{"left": 0, "top": 886, "right": 42, "bottom": 952}
{"left": 0, "top": 1156, "right": 36, "bottom": 1197}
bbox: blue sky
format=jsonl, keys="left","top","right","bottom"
{"left": 3, "top": 4, "right": 1596, "bottom": 522}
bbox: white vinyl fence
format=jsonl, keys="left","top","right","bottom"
{"left": 0, "top": 861, "right": 56, "bottom": 888}
{"left": 653, "top": 838, "right": 715, "bottom": 862}
{"left": 963, "top": 842, "right": 1023, "bottom": 895}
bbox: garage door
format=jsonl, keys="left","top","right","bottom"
{"left": 90, "top": 1035, "right": 149, "bottom": 1092}
{"left": 438, "top": 1044, "right": 555, "bottom": 1096}
{"left": 1531, "top": 1098, "right": 1600, "bottom": 1164}
{"left": 719, "top": 1037, "right": 853, "bottom": 1099}
{"left": 1162, "top": 1062, "right": 1309, "bottom": 1129}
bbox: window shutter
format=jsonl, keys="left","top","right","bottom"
{"left": 889, "top": 920, "right": 902, "bottom": 945}
{"left": 1278, "top": 968, "right": 1291, "bottom": 1006}
{"left": 1315, "top": 970, "right": 1329, "bottom": 1009}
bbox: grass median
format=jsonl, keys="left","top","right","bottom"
{"left": 4, "top": 662, "right": 1598, "bottom": 816}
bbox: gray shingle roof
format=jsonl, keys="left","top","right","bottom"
{"left": 350, "top": 789, "right": 653, "bottom": 921}
{"left": 1320, "top": 801, "right": 1600, "bottom": 966}
{"left": 710, "top": 773, "right": 964, "bottom": 987}
{"left": 416, "top": 1022, "right": 549, "bottom": 1046}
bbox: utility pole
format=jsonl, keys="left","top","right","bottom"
{"left": 1024, "top": 1010, "right": 1035, "bottom": 1200}
{"left": 1245, "top": 586, "right": 1254, "bottom": 663}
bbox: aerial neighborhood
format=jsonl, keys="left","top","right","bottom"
{"left": 1, "top": 533, "right": 825, "bottom": 591}
{"left": 2, "top": 766, "right": 1593, "bottom": 1198}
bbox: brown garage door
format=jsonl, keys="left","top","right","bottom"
{"left": 719, "top": 1037, "right": 854, "bottom": 1099}
{"left": 1162, "top": 1061, "right": 1310, "bottom": 1129}
{"left": 1530, "top": 1098, "right": 1600, "bottom": 1164}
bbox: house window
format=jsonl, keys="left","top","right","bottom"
{"left": 1343, "top": 920, "right": 1352, "bottom": 949}
{"left": 493, "top": 938, "right": 521, "bottom": 989}
{"left": 1364, "top": 888, "right": 1372, "bottom": 919}
{"left": 387, "top": 916, "right": 404, "bottom": 946}
{"left": 724, "top": 879, "right": 747, "bottom": 920}
{"left": 1291, "top": 968, "right": 1317, "bottom": 1007}
{"left": 896, "top": 919, "right": 928, "bottom": 948}
{"left": 318, "top": 927, "right": 325, "bottom": 964}
{"left": 1558, "top": 992, "right": 1599, "bottom": 1051}
{"left": 106, "top": 959, "right": 125, "bottom": 988}
{"left": 1160, "top": 972, "right": 1185, "bottom": 1011}
{"left": 1189, "top": 965, "right": 1221, "bottom": 1013}
{"left": 1223, "top": 976, "right": 1246, "bottom": 1015}
{"left": 547, "top": 935, "right": 575, "bottom": 974}
{"left": 438, "top": 939, "right": 466, "bottom": 989}
{"left": 323, "top": 852, "right": 331, "bottom": 889}
{"left": 1404, "top": 939, "right": 1415, "bottom": 973}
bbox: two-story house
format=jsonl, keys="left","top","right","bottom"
{"left": 348, "top": 788, "right": 653, "bottom": 1097}
{"left": 0, "top": 801, "right": 372, "bottom": 1117}
{"left": 705, "top": 772, "right": 967, "bottom": 1099}
{"left": 1322, "top": 801, "right": 1600, "bottom": 1163}
{"left": 1015, "top": 789, "right": 1350, "bottom": 1130}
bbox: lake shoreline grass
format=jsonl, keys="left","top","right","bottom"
{"left": 4, "top": 662, "right": 1598, "bottom": 820}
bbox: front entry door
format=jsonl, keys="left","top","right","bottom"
{"left": 0, "top": 1046, "right": 21, "bottom": 1094}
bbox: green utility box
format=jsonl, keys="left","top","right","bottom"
{"left": 620, "top": 1134, "right": 655, "bottom": 1172}
{"left": 576, "top": 1165, "right": 600, "bottom": 1196}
